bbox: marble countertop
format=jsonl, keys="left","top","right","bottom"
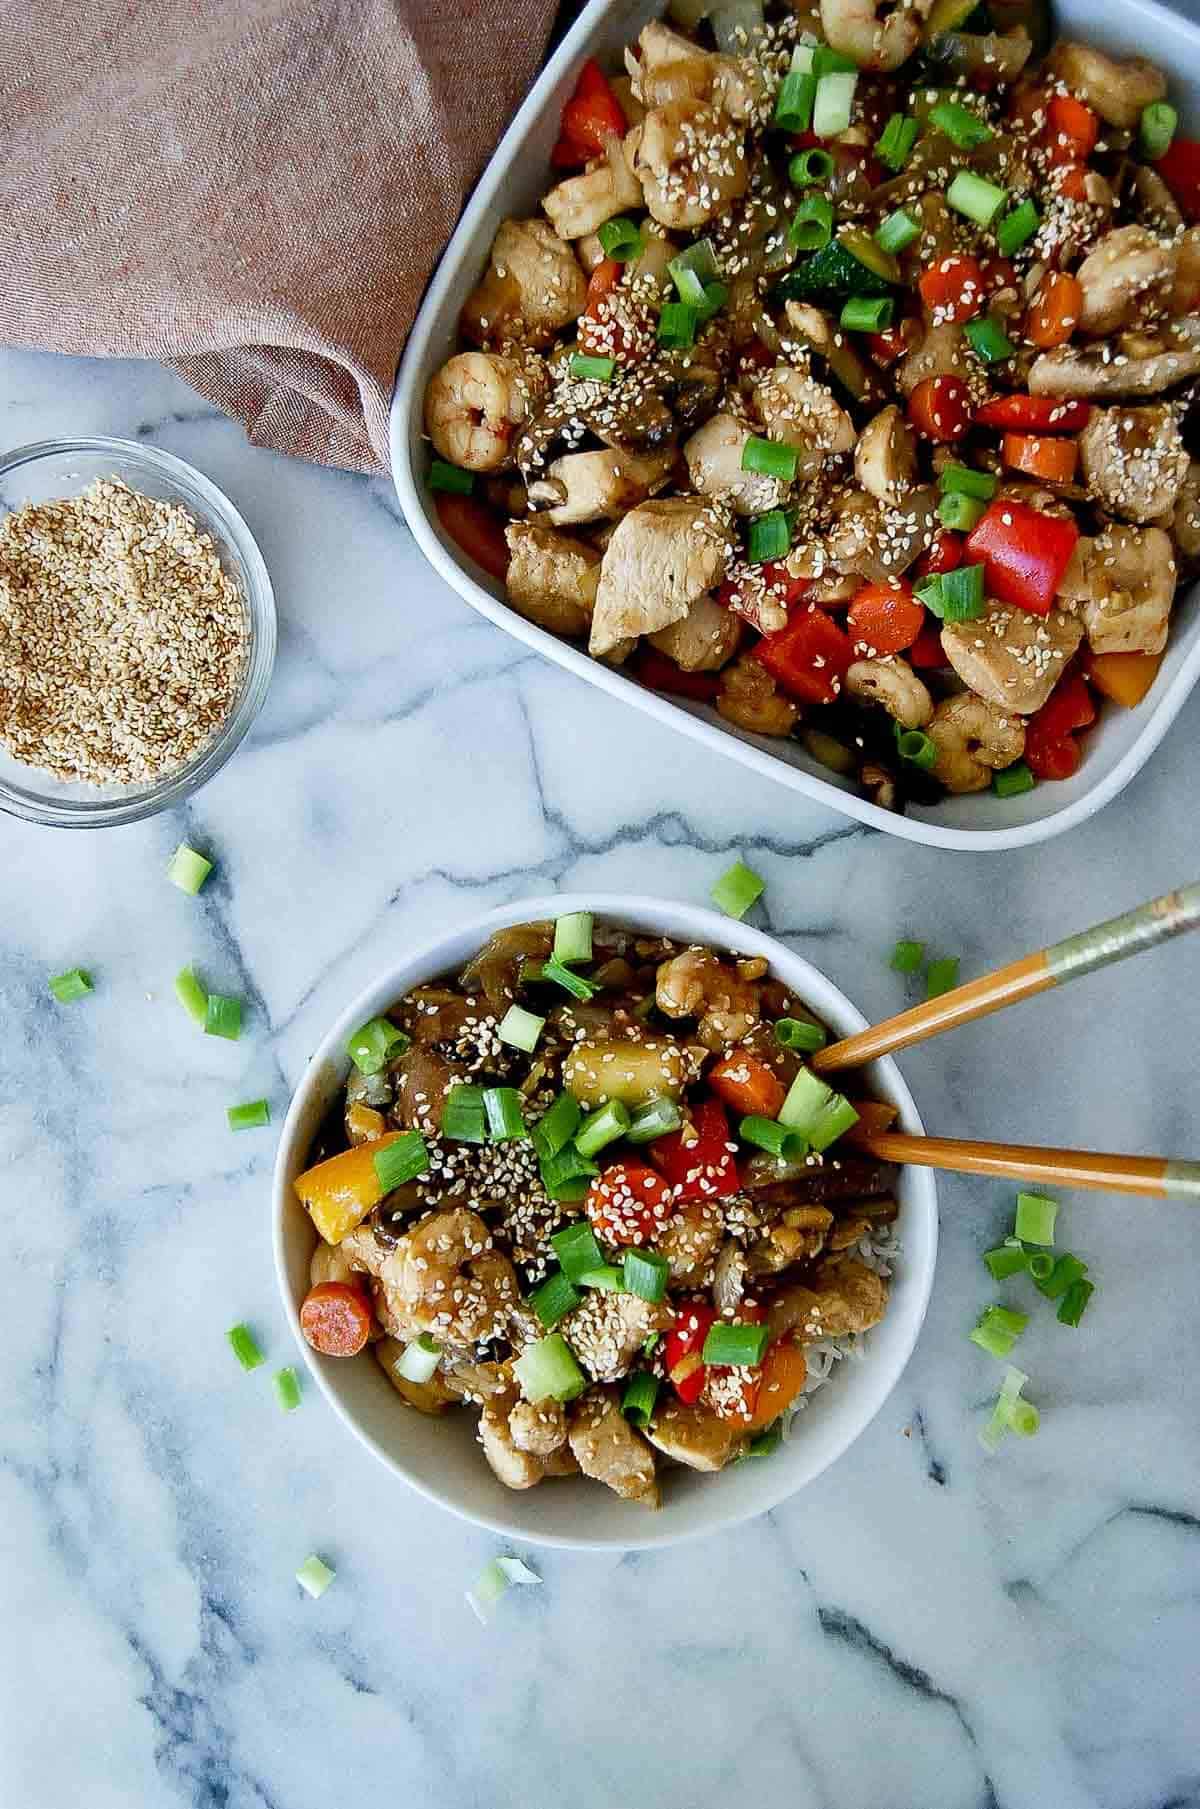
{"left": 2, "top": 344, "right": 1198, "bottom": 1809}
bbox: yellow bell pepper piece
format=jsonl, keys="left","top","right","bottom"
{"left": 294, "top": 1131, "right": 405, "bottom": 1245}
{"left": 1085, "top": 650, "right": 1162, "bottom": 710}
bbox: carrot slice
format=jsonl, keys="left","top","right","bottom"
{"left": 1001, "top": 432, "right": 1078, "bottom": 483}
{"left": 300, "top": 1282, "right": 373, "bottom": 1357}
{"left": 1044, "top": 94, "right": 1099, "bottom": 166}
{"left": 846, "top": 580, "right": 925, "bottom": 655}
{"left": 1026, "top": 272, "right": 1083, "bottom": 349}
{"left": 745, "top": 1337, "right": 808, "bottom": 1432}
{"left": 708, "top": 1052, "right": 787, "bottom": 1120}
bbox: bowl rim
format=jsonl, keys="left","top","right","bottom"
{"left": 0, "top": 435, "right": 276, "bottom": 829}
{"left": 271, "top": 893, "right": 939, "bottom": 1550}
{"left": 389, "top": 0, "right": 1200, "bottom": 854}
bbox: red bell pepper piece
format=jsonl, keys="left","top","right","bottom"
{"left": 913, "top": 530, "right": 963, "bottom": 579}
{"left": 664, "top": 1299, "right": 717, "bottom": 1404}
{"left": 974, "top": 395, "right": 1090, "bottom": 433}
{"left": 434, "top": 493, "right": 510, "bottom": 584}
{"left": 1024, "top": 721, "right": 1082, "bottom": 781}
{"left": 1030, "top": 671, "right": 1096, "bottom": 740}
{"left": 632, "top": 648, "right": 721, "bottom": 703}
{"left": 650, "top": 1098, "right": 740, "bottom": 1204}
{"left": 866, "top": 326, "right": 909, "bottom": 367}
{"left": 908, "top": 623, "right": 948, "bottom": 668}
{"left": 1153, "top": 135, "right": 1200, "bottom": 223}
{"left": 752, "top": 604, "right": 854, "bottom": 704}
{"left": 552, "top": 58, "right": 627, "bottom": 165}
{"left": 964, "top": 499, "right": 1079, "bottom": 617}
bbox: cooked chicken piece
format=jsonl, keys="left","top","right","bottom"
{"left": 1170, "top": 227, "right": 1200, "bottom": 317}
{"left": 926, "top": 693, "right": 1027, "bottom": 793}
{"left": 634, "top": 99, "right": 749, "bottom": 229}
{"left": 827, "top": 485, "right": 939, "bottom": 582}
{"left": 648, "top": 590, "right": 741, "bottom": 671}
{"left": 717, "top": 650, "right": 799, "bottom": 736}
{"left": 590, "top": 497, "right": 731, "bottom": 656}
{"left": 843, "top": 658, "right": 933, "bottom": 728}
{"left": 535, "top": 447, "right": 674, "bottom": 527}
{"left": 767, "top": 1257, "right": 889, "bottom": 1342}
{"left": 1078, "top": 404, "right": 1188, "bottom": 523}
{"left": 658, "top": 1199, "right": 724, "bottom": 1284}
{"left": 480, "top": 1379, "right": 555, "bottom": 1490}
{"left": 460, "top": 219, "right": 588, "bottom": 348}
{"left": 1029, "top": 317, "right": 1200, "bottom": 398}
{"left": 940, "top": 600, "right": 1083, "bottom": 715}
{"left": 643, "top": 1398, "right": 744, "bottom": 1471}
{"left": 712, "top": 1239, "right": 748, "bottom": 1316}
{"left": 310, "top": 1238, "right": 362, "bottom": 1291}
{"left": 505, "top": 520, "right": 600, "bottom": 638}
{"left": 752, "top": 368, "right": 855, "bottom": 457}
{"left": 543, "top": 140, "right": 643, "bottom": 240}
{"left": 1074, "top": 227, "right": 1176, "bottom": 338}
{"left": 747, "top": 1208, "right": 835, "bottom": 1274}
{"left": 854, "top": 404, "right": 917, "bottom": 503}
{"left": 684, "top": 412, "right": 792, "bottom": 516}
{"left": 1066, "top": 523, "right": 1176, "bottom": 655}
{"left": 632, "top": 19, "right": 761, "bottom": 121}
{"left": 656, "top": 945, "right": 759, "bottom": 1049}
{"left": 1170, "top": 460, "right": 1200, "bottom": 568}
{"left": 1129, "top": 163, "right": 1183, "bottom": 236}
{"left": 895, "top": 321, "right": 975, "bottom": 397}
{"left": 508, "top": 1397, "right": 569, "bottom": 1457}
{"left": 565, "top": 1289, "right": 668, "bottom": 1384}
{"left": 568, "top": 1386, "right": 660, "bottom": 1505}
{"left": 1046, "top": 41, "right": 1166, "bottom": 128}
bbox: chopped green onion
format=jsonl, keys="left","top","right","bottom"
{"left": 983, "top": 1243, "right": 1029, "bottom": 1280}
{"left": 166, "top": 841, "right": 213, "bottom": 894}
{"left": 979, "top": 1364, "right": 1034, "bottom": 1452}
{"left": 774, "top": 69, "right": 817, "bottom": 132}
{"left": 539, "top": 1145, "right": 598, "bottom": 1202}
{"left": 711, "top": 859, "right": 765, "bottom": 919}
{"left": 702, "top": 1320, "right": 770, "bottom": 1366}
{"left": 529, "top": 1269, "right": 581, "bottom": 1330}
{"left": 875, "top": 208, "right": 919, "bottom": 255}
{"left": 890, "top": 940, "right": 924, "bottom": 974}
{"left": 347, "top": 1015, "right": 409, "bottom": 1075}
{"left": 658, "top": 301, "right": 698, "bottom": 349}
{"left": 570, "top": 352, "right": 616, "bottom": 382}
{"left": 778, "top": 1066, "right": 831, "bottom": 1132}
{"left": 896, "top": 728, "right": 937, "bottom": 770}
{"left": 1140, "top": 101, "right": 1177, "bottom": 161}
{"left": 876, "top": 113, "right": 919, "bottom": 171}
{"left": 483, "top": 1086, "right": 525, "bottom": 1142}
{"left": 396, "top": 1333, "right": 442, "bottom": 1383}
{"left": 373, "top": 1131, "right": 430, "bottom": 1190}
{"left": 929, "top": 99, "right": 993, "bottom": 149}
{"left": 428, "top": 458, "right": 474, "bottom": 495}
{"left": 497, "top": 1004, "right": 545, "bottom": 1054}
{"left": 643, "top": 1332, "right": 660, "bottom": 1357}
{"left": 970, "top": 1303, "right": 1028, "bottom": 1359}
{"left": 748, "top": 1422, "right": 783, "bottom": 1457}
{"left": 808, "top": 1093, "right": 860, "bottom": 1153}
{"left": 623, "top": 1248, "right": 670, "bottom": 1303}
{"left": 788, "top": 191, "right": 834, "bottom": 250}
{"left": 442, "top": 1083, "right": 488, "bottom": 1143}
{"left": 946, "top": 170, "right": 1007, "bottom": 227}
{"left": 541, "top": 957, "right": 599, "bottom": 1001}
{"left": 841, "top": 295, "right": 894, "bottom": 332}
{"left": 774, "top": 1016, "right": 826, "bottom": 1052}
{"left": 622, "top": 1371, "right": 660, "bottom": 1427}
{"left": 964, "top": 316, "right": 1015, "bottom": 363}
{"left": 598, "top": 215, "right": 643, "bottom": 261}
{"left": 553, "top": 911, "right": 593, "bottom": 965}
{"left": 1008, "top": 1397, "right": 1040, "bottom": 1436}
{"left": 672, "top": 263, "right": 709, "bottom": 308}
{"left": 697, "top": 280, "right": 728, "bottom": 321}
{"left": 938, "top": 490, "right": 987, "bottom": 532}
{"left": 670, "top": 238, "right": 721, "bottom": 285}
{"left": 1026, "top": 1251, "right": 1055, "bottom": 1283}
{"left": 811, "top": 45, "right": 859, "bottom": 75}
{"left": 1014, "top": 1191, "right": 1058, "bottom": 1246}
{"left": 626, "top": 1097, "right": 683, "bottom": 1143}
{"left": 995, "top": 198, "right": 1039, "bottom": 256}
{"left": 227, "top": 1098, "right": 270, "bottom": 1131}
{"left": 742, "top": 434, "right": 800, "bottom": 481}
{"left": 531, "top": 1091, "right": 582, "bottom": 1160}
{"left": 296, "top": 1555, "right": 335, "bottom": 1599}
{"left": 813, "top": 70, "right": 857, "bottom": 139}
{"left": 174, "top": 964, "right": 208, "bottom": 1024}
{"left": 739, "top": 1115, "right": 810, "bottom": 1162}
{"left": 577, "top": 1264, "right": 625, "bottom": 1292}
{"left": 575, "top": 1099, "right": 632, "bottom": 1158}
{"left": 513, "top": 1332, "right": 587, "bottom": 1403}
{"left": 746, "top": 508, "right": 791, "bottom": 563}
{"left": 788, "top": 147, "right": 835, "bottom": 187}
{"left": 789, "top": 43, "right": 815, "bottom": 72}
{"left": 992, "top": 761, "right": 1035, "bottom": 799}
{"left": 937, "top": 563, "right": 985, "bottom": 623}
{"left": 1034, "top": 1252, "right": 1087, "bottom": 1301}
{"left": 465, "top": 1558, "right": 509, "bottom": 1623}
{"left": 204, "top": 993, "right": 243, "bottom": 1041}
{"left": 1057, "top": 1278, "right": 1095, "bottom": 1326}
{"left": 48, "top": 967, "right": 92, "bottom": 1003}
{"left": 925, "top": 957, "right": 959, "bottom": 999}
{"left": 551, "top": 1219, "right": 605, "bottom": 1282}
{"left": 939, "top": 464, "right": 997, "bottom": 501}
{"left": 274, "top": 1366, "right": 302, "bottom": 1411}
{"left": 228, "top": 1323, "right": 264, "bottom": 1371}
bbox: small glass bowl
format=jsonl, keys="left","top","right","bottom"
{"left": 0, "top": 437, "right": 276, "bottom": 828}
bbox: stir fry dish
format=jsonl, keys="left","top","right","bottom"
{"left": 423, "top": 3, "right": 1200, "bottom": 812}
{"left": 292, "top": 915, "right": 900, "bottom": 1507}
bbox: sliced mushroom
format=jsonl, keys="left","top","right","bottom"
{"left": 717, "top": 650, "right": 799, "bottom": 736}
{"left": 684, "top": 411, "right": 792, "bottom": 516}
{"left": 827, "top": 485, "right": 939, "bottom": 582}
{"left": 538, "top": 446, "right": 674, "bottom": 527}
{"left": 1028, "top": 316, "right": 1200, "bottom": 399}
{"left": 854, "top": 404, "right": 917, "bottom": 502}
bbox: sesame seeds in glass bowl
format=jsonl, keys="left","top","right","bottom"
{"left": 0, "top": 438, "right": 275, "bottom": 828}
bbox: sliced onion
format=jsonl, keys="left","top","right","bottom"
{"left": 710, "top": 0, "right": 764, "bottom": 54}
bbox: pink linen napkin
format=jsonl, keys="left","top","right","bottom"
{"left": 0, "top": 0, "right": 559, "bottom": 474}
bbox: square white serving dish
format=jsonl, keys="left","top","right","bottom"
{"left": 391, "top": 0, "right": 1200, "bottom": 851}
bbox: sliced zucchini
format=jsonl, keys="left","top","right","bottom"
{"left": 772, "top": 233, "right": 896, "bottom": 304}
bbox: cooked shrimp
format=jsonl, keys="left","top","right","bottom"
{"left": 388, "top": 1208, "right": 518, "bottom": 1344}
{"left": 424, "top": 352, "right": 531, "bottom": 472}
{"left": 656, "top": 946, "right": 759, "bottom": 1049}
{"left": 820, "top": 0, "right": 933, "bottom": 72}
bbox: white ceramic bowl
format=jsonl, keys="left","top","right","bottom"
{"left": 273, "top": 895, "right": 938, "bottom": 1549}
{"left": 391, "top": 0, "right": 1200, "bottom": 851}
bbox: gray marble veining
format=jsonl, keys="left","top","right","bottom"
{"left": 1, "top": 344, "right": 1197, "bottom": 1809}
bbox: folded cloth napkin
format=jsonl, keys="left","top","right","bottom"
{"left": 0, "top": 0, "right": 558, "bottom": 473}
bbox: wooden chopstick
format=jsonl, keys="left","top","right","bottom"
{"left": 814, "top": 883, "right": 1200, "bottom": 1076}
{"left": 852, "top": 1131, "right": 1200, "bottom": 1201}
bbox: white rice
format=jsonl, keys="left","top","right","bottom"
{"left": 780, "top": 1223, "right": 900, "bottom": 1439}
